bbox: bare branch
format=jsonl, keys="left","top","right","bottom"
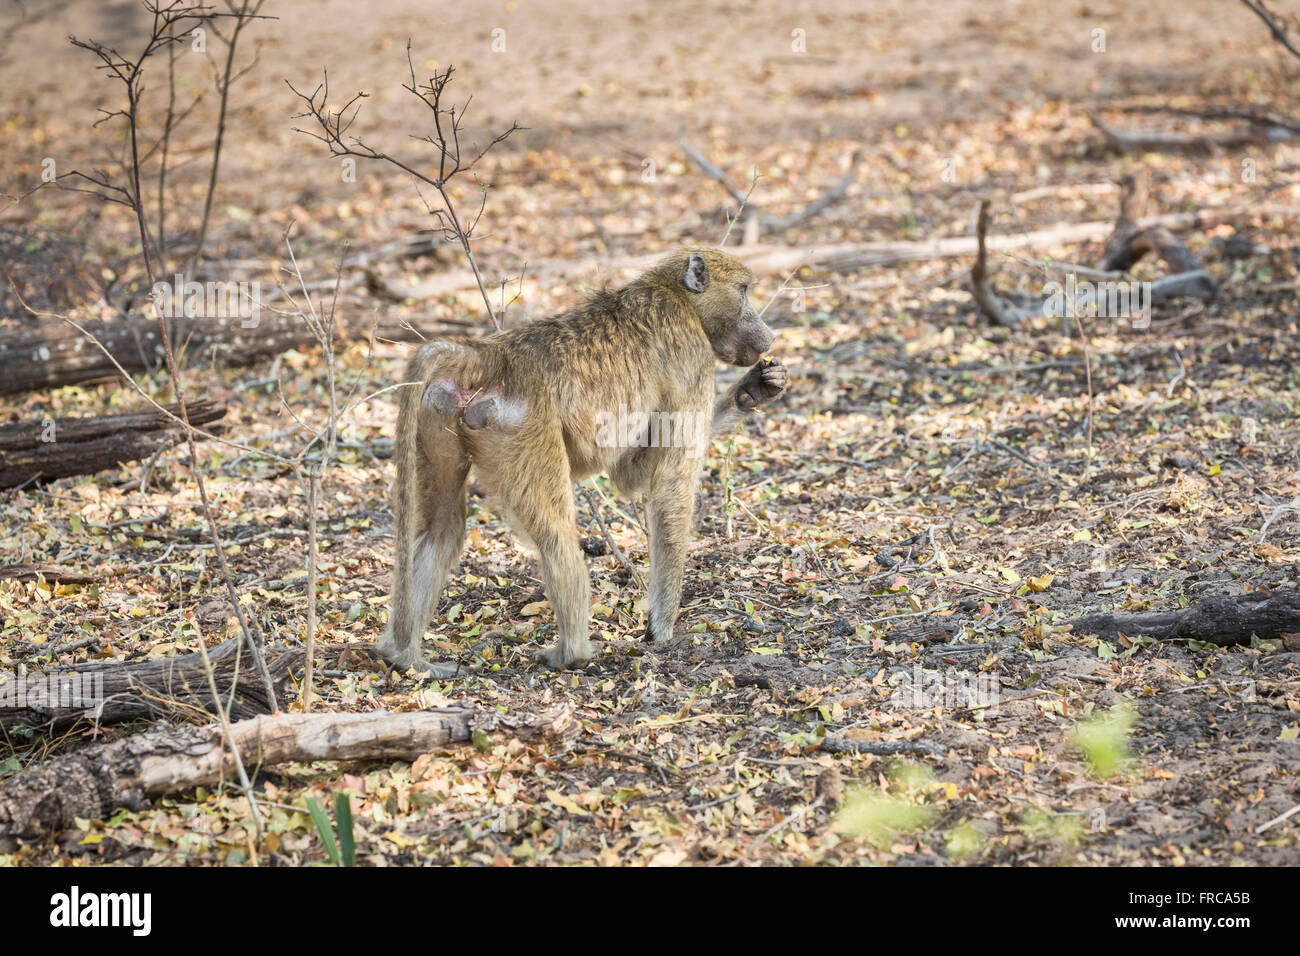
{"left": 1242, "top": 0, "right": 1300, "bottom": 61}
{"left": 64, "top": 0, "right": 280, "bottom": 710}
{"left": 288, "top": 44, "right": 524, "bottom": 330}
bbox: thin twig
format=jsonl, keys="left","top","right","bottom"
{"left": 69, "top": 2, "right": 279, "bottom": 710}
{"left": 287, "top": 45, "right": 523, "bottom": 331}
{"left": 187, "top": 0, "right": 269, "bottom": 276}
{"left": 1242, "top": 0, "right": 1300, "bottom": 62}
{"left": 578, "top": 484, "right": 646, "bottom": 592}
{"left": 181, "top": 580, "right": 263, "bottom": 834}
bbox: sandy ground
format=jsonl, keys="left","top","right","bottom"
{"left": 1, "top": 0, "right": 1298, "bottom": 867}
{"left": 0, "top": 0, "right": 1280, "bottom": 183}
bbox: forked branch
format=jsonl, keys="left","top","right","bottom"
{"left": 288, "top": 44, "right": 524, "bottom": 330}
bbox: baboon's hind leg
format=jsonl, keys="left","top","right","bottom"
{"left": 378, "top": 396, "right": 470, "bottom": 676}
{"left": 488, "top": 429, "right": 593, "bottom": 669}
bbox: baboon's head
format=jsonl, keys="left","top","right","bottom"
{"left": 667, "top": 248, "right": 774, "bottom": 366}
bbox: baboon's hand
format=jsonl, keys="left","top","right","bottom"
{"left": 736, "top": 359, "right": 788, "bottom": 411}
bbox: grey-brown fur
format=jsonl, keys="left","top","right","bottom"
{"left": 377, "top": 247, "right": 788, "bottom": 673}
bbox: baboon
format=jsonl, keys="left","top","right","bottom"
{"left": 377, "top": 247, "right": 788, "bottom": 674}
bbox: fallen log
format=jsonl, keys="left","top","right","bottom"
{"left": 1148, "top": 268, "right": 1218, "bottom": 305}
{"left": 1090, "top": 112, "right": 1289, "bottom": 153}
{"left": 1111, "top": 102, "right": 1300, "bottom": 136}
{"left": 403, "top": 204, "right": 1272, "bottom": 294}
{"left": 0, "top": 398, "right": 226, "bottom": 488}
{"left": 0, "top": 564, "right": 101, "bottom": 584}
{"left": 45, "top": 205, "right": 1287, "bottom": 354}
{"left": 819, "top": 733, "right": 945, "bottom": 757}
{"left": 0, "top": 702, "right": 577, "bottom": 843}
{"left": 1098, "top": 171, "right": 1217, "bottom": 302}
{"left": 0, "top": 638, "right": 297, "bottom": 734}
{"left": 734, "top": 203, "right": 1299, "bottom": 276}
{"left": 970, "top": 200, "right": 1032, "bottom": 326}
{"left": 5, "top": 198, "right": 1283, "bottom": 401}
{"left": 1069, "top": 589, "right": 1300, "bottom": 646}
{"left": 0, "top": 314, "right": 317, "bottom": 397}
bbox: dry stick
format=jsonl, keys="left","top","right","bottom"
{"left": 679, "top": 134, "right": 761, "bottom": 245}
{"left": 722, "top": 438, "right": 736, "bottom": 538}
{"left": 758, "top": 266, "right": 807, "bottom": 318}
{"left": 1118, "top": 102, "right": 1300, "bottom": 136}
{"left": 1255, "top": 802, "right": 1300, "bottom": 834}
{"left": 970, "top": 200, "right": 1025, "bottom": 327}
{"left": 413, "top": 177, "right": 499, "bottom": 330}
{"left": 280, "top": 231, "right": 345, "bottom": 711}
{"left": 1089, "top": 112, "right": 1276, "bottom": 152}
{"left": 187, "top": 0, "right": 267, "bottom": 276}
{"left": 720, "top": 173, "right": 760, "bottom": 247}
{"left": 287, "top": 47, "right": 523, "bottom": 331}
{"left": 1008, "top": 255, "right": 1121, "bottom": 281}
{"left": 1070, "top": 308, "right": 1096, "bottom": 467}
{"left": 186, "top": 590, "right": 263, "bottom": 833}
{"left": 304, "top": 471, "right": 318, "bottom": 713}
{"left": 588, "top": 474, "right": 646, "bottom": 535}
{"left": 156, "top": 22, "right": 176, "bottom": 272}
{"left": 1259, "top": 499, "right": 1300, "bottom": 543}
{"left": 679, "top": 135, "right": 748, "bottom": 207}
{"left": 761, "top": 148, "right": 863, "bottom": 234}
{"left": 143, "top": 205, "right": 278, "bottom": 713}
{"left": 1242, "top": 0, "right": 1300, "bottom": 62}
{"left": 579, "top": 484, "right": 646, "bottom": 592}
{"left": 282, "top": 227, "right": 340, "bottom": 458}
{"left": 71, "top": 9, "right": 279, "bottom": 710}
{"left": 758, "top": 796, "right": 824, "bottom": 842}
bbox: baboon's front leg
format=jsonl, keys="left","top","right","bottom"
{"left": 645, "top": 461, "right": 699, "bottom": 643}
{"left": 713, "top": 358, "right": 788, "bottom": 434}
{"left": 489, "top": 425, "right": 595, "bottom": 669}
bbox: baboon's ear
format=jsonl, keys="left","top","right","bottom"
{"left": 683, "top": 253, "right": 709, "bottom": 293}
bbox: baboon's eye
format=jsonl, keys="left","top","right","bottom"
{"left": 739, "top": 284, "right": 748, "bottom": 296}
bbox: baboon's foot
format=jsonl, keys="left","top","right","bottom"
{"left": 645, "top": 621, "right": 675, "bottom": 644}
{"left": 375, "top": 630, "right": 464, "bottom": 678}
{"left": 537, "top": 638, "right": 595, "bottom": 669}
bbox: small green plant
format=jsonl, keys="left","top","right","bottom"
{"left": 1020, "top": 807, "right": 1085, "bottom": 846}
{"left": 836, "top": 789, "right": 937, "bottom": 847}
{"left": 944, "top": 821, "right": 986, "bottom": 860}
{"left": 1072, "top": 702, "right": 1137, "bottom": 779}
{"left": 305, "top": 793, "right": 356, "bottom": 866}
